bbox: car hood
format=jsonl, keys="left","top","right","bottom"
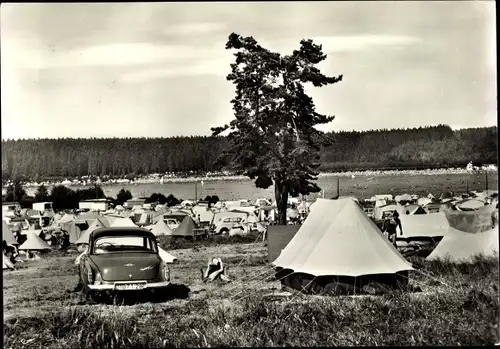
{"left": 89, "top": 253, "right": 161, "bottom": 282}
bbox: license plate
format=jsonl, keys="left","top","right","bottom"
{"left": 115, "top": 283, "right": 146, "bottom": 291}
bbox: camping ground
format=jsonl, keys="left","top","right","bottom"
{"left": 3, "top": 240, "right": 499, "bottom": 347}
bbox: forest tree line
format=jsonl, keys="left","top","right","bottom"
{"left": 1, "top": 125, "right": 497, "bottom": 182}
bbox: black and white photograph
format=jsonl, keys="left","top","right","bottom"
{"left": 1, "top": 1, "right": 498, "bottom": 347}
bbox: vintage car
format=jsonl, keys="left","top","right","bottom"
{"left": 79, "top": 227, "right": 171, "bottom": 300}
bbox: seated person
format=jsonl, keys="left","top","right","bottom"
{"left": 201, "top": 257, "right": 230, "bottom": 283}
{"left": 26, "top": 250, "right": 41, "bottom": 260}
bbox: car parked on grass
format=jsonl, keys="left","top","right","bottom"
{"left": 78, "top": 227, "right": 171, "bottom": 301}
{"left": 212, "top": 217, "right": 245, "bottom": 235}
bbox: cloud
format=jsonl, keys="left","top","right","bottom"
{"left": 119, "top": 34, "right": 418, "bottom": 83}
{"left": 164, "top": 22, "right": 227, "bottom": 36}
{"left": 263, "top": 34, "right": 419, "bottom": 54}
{"left": 120, "top": 57, "right": 232, "bottom": 82}
{"left": 4, "top": 33, "right": 417, "bottom": 72}
{"left": 5, "top": 42, "right": 225, "bottom": 69}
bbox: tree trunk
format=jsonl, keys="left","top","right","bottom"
{"left": 275, "top": 179, "right": 288, "bottom": 225}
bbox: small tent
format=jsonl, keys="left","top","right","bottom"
{"left": 192, "top": 205, "right": 215, "bottom": 224}
{"left": 158, "top": 246, "right": 177, "bottom": 264}
{"left": 395, "top": 194, "right": 413, "bottom": 203}
{"left": 174, "top": 216, "right": 196, "bottom": 237}
{"left": 3, "top": 220, "right": 18, "bottom": 245}
{"left": 103, "top": 215, "right": 118, "bottom": 226}
{"left": 374, "top": 204, "right": 400, "bottom": 220}
{"left": 417, "top": 197, "right": 433, "bottom": 207}
{"left": 273, "top": 198, "right": 413, "bottom": 277}
{"left": 426, "top": 228, "right": 499, "bottom": 262}
{"left": 59, "top": 213, "right": 76, "bottom": 224}
{"left": 396, "top": 204, "right": 427, "bottom": 216}
{"left": 443, "top": 205, "right": 495, "bottom": 233}
{"left": 456, "top": 199, "right": 487, "bottom": 211}
{"left": 151, "top": 219, "right": 174, "bottom": 237}
{"left": 110, "top": 217, "right": 137, "bottom": 228}
{"left": 399, "top": 212, "right": 451, "bottom": 240}
{"left": 66, "top": 221, "right": 83, "bottom": 244}
{"left": 374, "top": 199, "right": 387, "bottom": 208}
{"left": 75, "top": 216, "right": 109, "bottom": 244}
{"left": 3, "top": 253, "right": 14, "bottom": 269}
{"left": 53, "top": 213, "right": 63, "bottom": 223}
{"left": 18, "top": 230, "right": 52, "bottom": 250}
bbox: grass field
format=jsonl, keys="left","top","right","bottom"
{"left": 3, "top": 239, "right": 499, "bottom": 348}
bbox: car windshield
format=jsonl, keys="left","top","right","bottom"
{"left": 93, "top": 236, "right": 157, "bottom": 254}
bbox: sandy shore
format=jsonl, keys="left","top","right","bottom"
{"left": 10, "top": 167, "right": 496, "bottom": 189}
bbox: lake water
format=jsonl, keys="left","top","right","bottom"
{"left": 23, "top": 172, "right": 497, "bottom": 201}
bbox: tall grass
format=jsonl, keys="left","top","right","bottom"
{"left": 159, "top": 231, "right": 263, "bottom": 251}
{"left": 4, "top": 255, "right": 499, "bottom": 348}
{"left": 4, "top": 285, "right": 498, "bottom": 347}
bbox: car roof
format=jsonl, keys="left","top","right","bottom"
{"left": 90, "top": 227, "right": 156, "bottom": 241}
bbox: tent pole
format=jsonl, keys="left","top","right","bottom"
{"left": 195, "top": 182, "right": 198, "bottom": 202}
{"left": 485, "top": 170, "right": 488, "bottom": 192}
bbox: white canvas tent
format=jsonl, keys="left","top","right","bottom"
{"left": 75, "top": 216, "right": 109, "bottom": 244}
{"left": 18, "top": 230, "right": 51, "bottom": 250}
{"left": 395, "top": 194, "right": 413, "bottom": 203}
{"left": 456, "top": 199, "right": 487, "bottom": 211}
{"left": 417, "top": 197, "right": 433, "bottom": 207}
{"left": 399, "top": 212, "right": 451, "bottom": 240}
{"left": 192, "top": 205, "right": 215, "bottom": 223}
{"left": 109, "top": 217, "right": 137, "bottom": 228}
{"left": 374, "top": 204, "right": 400, "bottom": 220}
{"left": 3, "top": 220, "right": 18, "bottom": 245}
{"left": 158, "top": 247, "right": 177, "bottom": 263}
{"left": 3, "top": 253, "right": 14, "bottom": 269}
{"left": 426, "top": 228, "right": 499, "bottom": 262}
{"left": 273, "top": 198, "right": 413, "bottom": 277}
{"left": 150, "top": 219, "right": 174, "bottom": 237}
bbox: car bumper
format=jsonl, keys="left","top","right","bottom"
{"left": 88, "top": 280, "right": 171, "bottom": 291}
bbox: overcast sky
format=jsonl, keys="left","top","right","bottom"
{"left": 1, "top": 1, "right": 496, "bottom": 140}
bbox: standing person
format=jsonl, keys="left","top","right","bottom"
{"left": 60, "top": 233, "right": 71, "bottom": 251}
{"left": 382, "top": 211, "right": 403, "bottom": 248}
